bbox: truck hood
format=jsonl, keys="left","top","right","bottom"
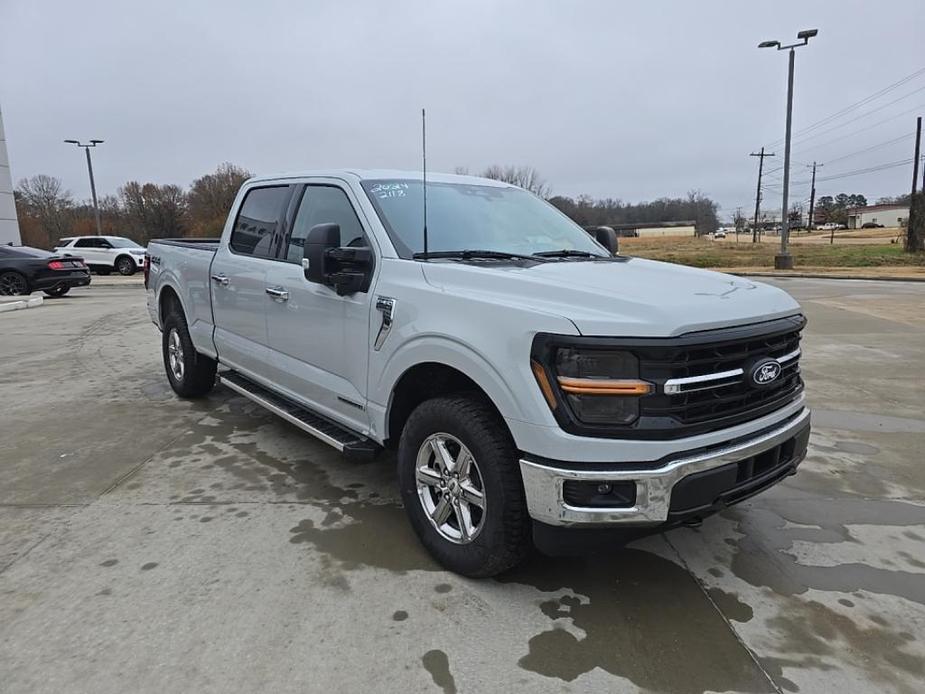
{"left": 421, "top": 257, "right": 801, "bottom": 337}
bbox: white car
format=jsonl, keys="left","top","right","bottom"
{"left": 54, "top": 236, "right": 147, "bottom": 275}
{"left": 713, "top": 229, "right": 727, "bottom": 239}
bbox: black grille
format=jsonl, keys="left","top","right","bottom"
{"left": 639, "top": 320, "right": 803, "bottom": 426}
{"left": 532, "top": 315, "right": 806, "bottom": 440}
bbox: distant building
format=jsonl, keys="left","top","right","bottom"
{"left": 0, "top": 105, "right": 22, "bottom": 245}
{"left": 847, "top": 204, "right": 909, "bottom": 229}
{"left": 607, "top": 220, "right": 698, "bottom": 237}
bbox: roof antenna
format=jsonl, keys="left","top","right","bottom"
{"left": 422, "top": 107, "right": 428, "bottom": 257}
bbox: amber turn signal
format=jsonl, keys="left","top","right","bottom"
{"left": 531, "top": 360, "right": 558, "bottom": 410}
{"left": 556, "top": 377, "right": 652, "bottom": 396}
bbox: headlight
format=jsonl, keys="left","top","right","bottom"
{"left": 533, "top": 347, "right": 651, "bottom": 425}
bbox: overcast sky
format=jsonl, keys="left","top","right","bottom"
{"left": 2, "top": 0, "right": 923, "bottom": 220}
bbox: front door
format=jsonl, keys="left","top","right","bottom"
{"left": 264, "top": 183, "right": 376, "bottom": 433}
{"left": 210, "top": 184, "right": 292, "bottom": 380}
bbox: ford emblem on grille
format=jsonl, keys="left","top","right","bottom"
{"left": 749, "top": 358, "right": 782, "bottom": 387}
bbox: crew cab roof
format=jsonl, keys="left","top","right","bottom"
{"left": 245, "top": 169, "right": 513, "bottom": 188}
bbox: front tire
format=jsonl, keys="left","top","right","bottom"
{"left": 0, "top": 271, "right": 29, "bottom": 296}
{"left": 162, "top": 306, "right": 217, "bottom": 398}
{"left": 398, "top": 395, "right": 530, "bottom": 577}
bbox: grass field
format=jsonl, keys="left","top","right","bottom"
{"left": 622, "top": 233, "right": 925, "bottom": 271}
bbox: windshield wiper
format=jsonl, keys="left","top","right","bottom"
{"left": 532, "top": 249, "right": 607, "bottom": 259}
{"left": 413, "top": 249, "right": 548, "bottom": 262}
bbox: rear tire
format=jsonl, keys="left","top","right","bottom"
{"left": 0, "top": 271, "right": 29, "bottom": 296}
{"left": 162, "top": 305, "right": 216, "bottom": 398}
{"left": 44, "top": 285, "right": 71, "bottom": 297}
{"left": 115, "top": 256, "right": 136, "bottom": 276}
{"left": 398, "top": 395, "right": 530, "bottom": 577}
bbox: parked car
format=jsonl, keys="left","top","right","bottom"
{"left": 860, "top": 222, "right": 884, "bottom": 229}
{"left": 54, "top": 236, "right": 147, "bottom": 275}
{"left": 0, "top": 245, "right": 91, "bottom": 296}
{"left": 713, "top": 229, "right": 727, "bottom": 239}
{"left": 146, "top": 170, "right": 810, "bottom": 577}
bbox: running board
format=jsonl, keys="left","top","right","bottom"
{"left": 218, "top": 371, "right": 380, "bottom": 460}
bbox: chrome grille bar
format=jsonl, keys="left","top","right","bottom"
{"left": 663, "top": 348, "right": 801, "bottom": 395}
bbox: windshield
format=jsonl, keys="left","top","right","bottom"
{"left": 107, "top": 238, "right": 143, "bottom": 248}
{"left": 361, "top": 179, "right": 606, "bottom": 259}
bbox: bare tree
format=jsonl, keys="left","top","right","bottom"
{"left": 187, "top": 163, "right": 251, "bottom": 237}
{"left": 481, "top": 165, "right": 551, "bottom": 198}
{"left": 15, "top": 175, "right": 75, "bottom": 246}
{"left": 120, "top": 181, "right": 187, "bottom": 242}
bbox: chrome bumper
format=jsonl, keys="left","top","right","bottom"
{"left": 519, "top": 407, "right": 811, "bottom": 526}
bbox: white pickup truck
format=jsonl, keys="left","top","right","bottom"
{"left": 146, "top": 169, "right": 810, "bottom": 577}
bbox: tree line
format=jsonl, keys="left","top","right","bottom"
{"left": 14, "top": 162, "right": 722, "bottom": 248}
{"left": 15, "top": 163, "right": 251, "bottom": 248}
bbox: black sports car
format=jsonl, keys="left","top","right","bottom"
{"left": 0, "top": 245, "right": 92, "bottom": 297}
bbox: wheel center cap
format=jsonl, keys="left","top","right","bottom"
{"left": 447, "top": 478, "right": 460, "bottom": 496}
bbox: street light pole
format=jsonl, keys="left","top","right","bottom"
{"left": 759, "top": 29, "right": 818, "bottom": 270}
{"left": 779, "top": 48, "right": 796, "bottom": 268}
{"left": 64, "top": 139, "right": 104, "bottom": 236}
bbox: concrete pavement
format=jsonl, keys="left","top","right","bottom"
{"left": 1, "top": 280, "right": 923, "bottom": 693}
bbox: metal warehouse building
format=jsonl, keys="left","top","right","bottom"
{"left": 847, "top": 204, "right": 909, "bottom": 229}
{"left": 0, "top": 105, "right": 22, "bottom": 245}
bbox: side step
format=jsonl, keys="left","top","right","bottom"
{"left": 218, "top": 371, "right": 380, "bottom": 460}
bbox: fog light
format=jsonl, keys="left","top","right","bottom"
{"left": 563, "top": 480, "right": 636, "bottom": 508}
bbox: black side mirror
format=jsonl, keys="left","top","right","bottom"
{"left": 304, "top": 223, "right": 339, "bottom": 284}
{"left": 590, "top": 226, "right": 619, "bottom": 255}
{"left": 303, "top": 223, "right": 373, "bottom": 295}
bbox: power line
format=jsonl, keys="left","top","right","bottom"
{"left": 787, "top": 84, "right": 925, "bottom": 148}
{"left": 765, "top": 66, "right": 925, "bottom": 148}
{"left": 795, "top": 102, "right": 925, "bottom": 154}
{"left": 822, "top": 133, "right": 910, "bottom": 165}
{"left": 813, "top": 156, "right": 923, "bottom": 183}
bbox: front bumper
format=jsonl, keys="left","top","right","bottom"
{"left": 519, "top": 407, "right": 810, "bottom": 526}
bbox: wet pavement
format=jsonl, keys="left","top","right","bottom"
{"left": 1, "top": 279, "right": 923, "bottom": 693}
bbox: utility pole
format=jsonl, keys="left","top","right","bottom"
{"left": 906, "top": 116, "right": 922, "bottom": 252}
{"left": 750, "top": 148, "right": 774, "bottom": 243}
{"left": 805, "top": 161, "right": 824, "bottom": 241}
{"left": 64, "top": 139, "right": 104, "bottom": 236}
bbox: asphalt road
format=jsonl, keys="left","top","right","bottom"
{"left": 1, "top": 279, "right": 923, "bottom": 694}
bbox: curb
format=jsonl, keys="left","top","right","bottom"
{"left": 732, "top": 272, "right": 925, "bottom": 283}
{"left": 0, "top": 296, "right": 44, "bottom": 313}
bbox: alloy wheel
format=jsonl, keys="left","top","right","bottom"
{"left": 0, "top": 273, "right": 27, "bottom": 296}
{"left": 167, "top": 328, "right": 185, "bottom": 382}
{"left": 415, "top": 433, "right": 486, "bottom": 544}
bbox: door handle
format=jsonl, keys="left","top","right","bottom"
{"left": 211, "top": 273, "right": 230, "bottom": 286}
{"left": 265, "top": 286, "right": 289, "bottom": 302}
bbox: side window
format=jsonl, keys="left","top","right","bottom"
{"left": 230, "top": 186, "right": 290, "bottom": 258}
{"left": 98, "top": 239, "right": 113, "bottom": 249}
{"left": 286, "top": 186, "right": 368, "bottom": 263}
{"left": 74, "top": 238, "right": 96, "bottom": 248}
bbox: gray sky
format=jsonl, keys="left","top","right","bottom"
{"left": 2, "top": 0, "right": 923, "bottom": 220}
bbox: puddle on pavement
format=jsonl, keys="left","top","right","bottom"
{"left": 421, "top": 650, "right": 457, "bottom": 694}
{"left": 496, "top": 551, "right": 774, "bottom": 694}
{"left": 723, "top": 500, "right": 925, "bottom": 605}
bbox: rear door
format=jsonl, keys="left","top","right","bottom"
{"left": 210, "top": 184, "right": 293, "bottom": 380}
{"left": 71, "top": 238, "right": 106, "bottom": 265}
{"left": 264, "top": 182, "right": 376, "bottom": 432}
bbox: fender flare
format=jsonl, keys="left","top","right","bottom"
{"left": 376, "top": 334, "right": 529, "bottom": 428}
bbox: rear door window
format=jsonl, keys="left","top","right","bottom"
{"left": 285, "top": 185, "right": 369, "bottom": 263}
{"left": 230, "top": 186, "right": 291, "bottom": 258}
